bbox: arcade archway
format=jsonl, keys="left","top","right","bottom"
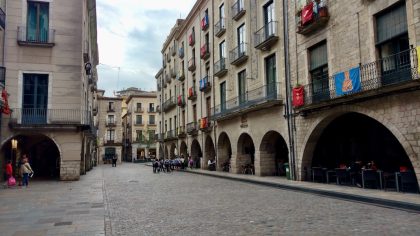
{"left": 237, "top": 133, "right": 255, "bottom": 174}
{"left": 217, "top": 132, "right": 232, "bottom": 172}
{"left": 259, "top": 131, "right": 289, "bottom": 176}
{"left": 191, "top": 139, "right": 202, "bottom": 168}
{"left": 204, "top": 136, "right": 216, "bottom": 170}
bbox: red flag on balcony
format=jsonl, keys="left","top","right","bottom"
{"left": 189, "top": 34, "right": 193, "bottom": 45}
{"left": 188, "top": 87, "right": 193, "bottom": 97}
{"left": 201, "top": 15, "right": 208, "bottom": 30}
{"left": 1, "top": 89, "right": 10, "bottom": 115}
{"left": 292, "top": 86, "right": 304, "bottom": 107}
{"left": 200, "top": 45, "right": 206, "bottom": 57}
{"left": 301, "top": 2, "right": 314, "bottom": 26}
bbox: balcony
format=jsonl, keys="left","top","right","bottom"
{"left": 177, "top": 126, "right": 187, "bottom": 138}
{"left": 17, "top": 26, "right": 55, "bottom": 47}
{"left": 156, "top": 106, "right": 161, "bottom": 113}
{"left": 297, "top": 2, "right": 329, "bottom": 35}
{"left": 106, "top": 121, "right": 116, "bottom": 127}
{"left": 200, "top": 43, "right": 210, "bottom": 60}
{"left": 199, "top": 76, "right": 212, "bottom": 93}
{"left": 170, "top": 67, "right": 177, "bottom": 79}
{"left": 212, "top": 83, "right": 283, "bottom": 121}
{"left": 9, "top": 108, "right": 92, "bottom": 129}
{"left": 214, "top": 18, "right": 226, "bottom": 37}
{"left": 134, "top": 121, "right": 144, "bottom": 126}
{"left": 254, "top": 21, "right": 279, "bottom": 51}
{"left": 188, "top": 57, "right": 196, "bottom": 72}
{"left": 167, "top": 53, "right": 171, "bottom": 63}
{"left": 189, "top": 33, "right": 195, "bottom": 46}
{"left": 172, "top": 46, "right": 177, "bottom": 56}
{"left": 163, "top": 96, "right": 176, "bottom": 112}
{"left": 179, "top": 47, "right": 185, "bottom": 59}
{"left": 178, "top": 69, "right": 185, "bottom": 81}
{"left": 230, "top": 43, "right": 248, "bottom": 66}
{"left": 165, "top": 73, "right": 171, "bottom": 84}
{"left": 148, "top": 121, "right": 156, "bottom": 126}
{"left": 297, "top": 48, "right": 420, "bottom": 113}
{"left": 188, "top": 87, "right": 197, "bottom": 101}
{"left": 165, "top": 130, "right": 177, "bottom": 141}
{"left": 155, "top": 133, "right": 164, "bottom": 142}
{"left": 232, "top": 0, "right": 246, "bottom": 21}
{"left": 107, "top": 107, "right": 115, "bottom": 112}
{"left": 199, "top": 117, "right": 212, "bottom": 132}
{"left": 92, "top": 107, "right": 98, "bottom": 116}
{"left": 201, "top": 14, "right": 209, "bottom": 31}
{"left": 177, "top": 95, "right": 186, "bottom": 107}
{"left": 186, "top": 121, "right": 198, "bottom": 135}
{"left": 135, "top": 107, "right": 144, "bottom": 113}
{"left": 148, "top": 108, "right": 156, "bottom": 113}
{"left": 214, "top": 58, "right": 228, "bottom": 77}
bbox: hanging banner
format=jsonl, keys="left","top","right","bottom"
{"left": 1, "top": 89, "right": 10, "bottom": 115}
{"left": 292, "top": 86, "right": 305, "bottom": 107}
{"left": 301, "top": 2, "right": 314, "bottom": 26}
{"left": 334, "top": 67, "right": 361, "bottom": 96}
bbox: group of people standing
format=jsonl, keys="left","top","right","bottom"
{"left": 4, "top": 154, "right": 34, "bottom": 188}
{"left": 152, "top": 155, "right": 200, "bottom": 173}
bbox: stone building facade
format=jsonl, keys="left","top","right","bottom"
{"left": 97, "top": 90, "right": 123, "bottom": 164}
{"left": 157, "top": 0, "right": 420, "bottom": 187}
{"left": 0, "top": 0, "right": 99, "bottom": 181}
{"left": 123, "top": 92, "right": 158, "bottom": 161}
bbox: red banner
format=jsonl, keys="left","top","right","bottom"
{"left": 301, "top": 2, "right": 314, "bottom": 26}
{"left": 292, "top": 86, "right": 304, "bottom": 107}
{"left": 1, "top": 89, "right": 10, "bottom": 115}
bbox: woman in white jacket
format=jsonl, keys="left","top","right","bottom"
{"left": 20, "top": 158, "right": 33, "bottom": 187}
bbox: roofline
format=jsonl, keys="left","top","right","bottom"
{"left": 126, "top": 93, "right": 158, "bottom": 104}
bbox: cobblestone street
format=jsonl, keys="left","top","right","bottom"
{"left": 1, "top": 163, "right": 420, "bottom": 236}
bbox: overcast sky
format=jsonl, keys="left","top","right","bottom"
{"left": 96, "top": 0, "right": 196, "bottom": 96}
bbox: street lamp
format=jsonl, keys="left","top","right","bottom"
{"left": 11, "top": 139, "right": 18, "bottom": 149}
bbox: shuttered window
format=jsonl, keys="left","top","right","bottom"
{"left": 310, "top": 42, "right": 328, "bottom": 71}
{"left": 376, "top": 3, "right": 407, "bottom": 44}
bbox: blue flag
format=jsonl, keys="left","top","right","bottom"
{"left": 334, "top": 67, "right": 361, "bottom": 96}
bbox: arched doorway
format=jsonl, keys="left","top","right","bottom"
{"left": 204, "top": 135, "right": 216, "bottom": 170}
{"left": 170, "top": 143, "right": 177, "bottom": 159}
{"left": 1, "top": 134, "right": 60, "bottom": 180}
{"left": 259, "top": 131, "right": 289, "bottom": 176}
{"left": 237, "top": 133, "right": 255, "bottom": 175}
{"left": 191, "top": 139, "right": 202, "bottom": 168}
{"left": 217, "top": 132, "right": 232, "bottom": 172}
{"left": 306, "top": 112, "right": 418, "bottom": 188}
{"left": 180, "top": 141, "right": 188, "bottom": 158}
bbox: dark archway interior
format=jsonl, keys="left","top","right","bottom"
{"left": 191, "top": 140, "right": 202, "bottom": 168}
{"left": 180, "top": 141, "right": 188, "bottom": 158}
{"left": 260, "top": 131, "right": 289, "bottom": 176}
{"left": 312, "top": 113, "right": 414, "bottom": 172}
{"left": 3, "top": 134, "right": 60, "bottom": 179}
{"left": 170, "top": 143, "right": 177, "bottom": 159}
{"left": 205, "top": 136, "right": 216, "bottom": 161}
{"left": 238, "top": 133, "right": 255, "bottom": 165}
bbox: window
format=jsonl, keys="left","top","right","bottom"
{"left": 264, "top": 1, "right": 275, "bottom": 36}
{"left": 206, "top": 97, "right": 211, "bottom": 117}
{"left": 108, "top": 102, "right": 114, "bottom": 111}
{"left": 148, "top": 130, "right": 155, "bottom": 141}
{"left": 27, "top": 1, "right": 49, "bottom": 42}
{"left": 136, "top": 130, "right": 143, "bottom": 141}
{"left": 149, "top": 115, "right": 155, "bottom": 125}
{"left": 238, "top": 70, "right": 247, "bottom": 104}
{"left": 219, "top": 40, "right": 226, "bottom": 59}
{"left": 107, "top": 115, "right": 115, "bottom": 124}
{"left": 136, "top": 115, "right": 142, "bottom": 125}
{"left": 169, "top": 118, "right": 172, "bottom": 130}
{"left": 309, "top": 42, "right": 329, "bottom": 102}
{"left": 219, "top": 3, "right": 225, "bottom": 20}
{"left": 136, "top": 103, "right": 142, "bottom": 112}
{"left": 238, "top": 24, "right": 246, "bottom": 53}
{"left": 149, "top": 103, "right": 155, "bottom": 112}
{"left": 22, "top": 73, "right": 48, "bottom": 123}
{"left": 193, "top": 105, "right": 197, "bottom": 121}
{"left": 104, "top": 147, "right": 116, "bottom": 160}
{"left": 376, "top": 3, "right": 409, "bottom": 85}
{"left": 265, "top": 54, "right": 276, "bottom": 95}
{"left": 220, "top": 82, "right": 226, "bottom": 111}
{"left": 106, "top": 130, "right": 115, "bottom": 141}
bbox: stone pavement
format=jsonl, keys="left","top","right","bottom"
{"left": 0, "top": 167, "right": 105, "bottom": 236}
{"left": 1, "top": 163, "right": 420, "bottom": 236}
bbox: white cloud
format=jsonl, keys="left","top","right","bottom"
{"left": 97, "top": 0, "right": 196, "bottom": 96}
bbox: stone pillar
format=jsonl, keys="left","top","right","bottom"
{"left": 256, "top": 151, "right": 276, "bottom": 176}
{"left": 60, "top": 160, "right": 81, "bottom": 181}
{"left": 132, "top": 145, "right": 137, "bottom": 162}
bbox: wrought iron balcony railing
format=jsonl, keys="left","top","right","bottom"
{"left": 177, "top": 95, "right": 186, "bottom": 107}
{"left": 165, "top": 130, "right": 176, "bottom": 140}
{"left": 232, "top": 0, "right": 246, "bottom": 21}
{"left": 9, "top": 108, "right": 92, "bottom": 126}
{"left": 214, "top": 58, "right": 227, "bottom": 77}
{"left": 254, "top": 21, "right": 279, "bottom": 50}
{"left": 148, "top": 108, "right": 156, "bottom": 113}
{"left": 297, "top": 1, "right": 329, "bottom": 35}
{"left": 165, "top": 73, "right": 171, "bottom": 83}
{"left": 199, "top": 117, "right": 212, "bottom": 132}
{"left": 230, "top": 43, "right": 249, "bottom": 66}
{"left": 299, "top": 48, "right": 419, "bottom": 108}
{"left": 170, "top": 67, "right": 177, "bottom": 78}
{"left": 135, "top": 107, "right": 144, "bottom": 113}
{"left": 106, "top": 121, "right": 116, "bottom": 127}
{"left": 163, "top": 96, "right": 177, "bottom": 112}
{"left": 17, "top": 26, "right": 55, "bottom": 47}
{"left": 215, "top": 18, "right": 226, "bottom": 37}
{"left": 188, "top": 87, "right": 197, "bottom": 100}
{"left": 178, "top": 69, "right": 185, "bottom": 81}
{"left": 212, "top": 83, "right": 282, "bottom": 120}
{"left": 199, "top": 76, "right": 211, "bottom": 93}
{"left": 155, "top": 133, "right": 164, "bottom": 142}
{"left": 188, "top": 57, "right": 196, "bottom": 71}
{"left": 187, "top": 121, "right": 198, "bottom": 135}
{"left": 177, "top": 126, "right": 186, "bottom": 138}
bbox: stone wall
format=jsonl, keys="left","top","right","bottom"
{"left": 60, "top": 160, "right": 81, "bottom": 181}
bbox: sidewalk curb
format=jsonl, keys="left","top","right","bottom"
{"left": 180, "top": 168, "right": 420, "bottom": 213}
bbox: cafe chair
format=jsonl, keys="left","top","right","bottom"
{"left": 335, "top": 168, "right": 350, "bottom": 185}
{"left": 362, "top": 169, "right": 378, "bottom": 189}
{"left": 311, "top": 167, "right": 325, "bottom": 183}
{"left": 400, "top": 172, "right": 419, "bottom": 193}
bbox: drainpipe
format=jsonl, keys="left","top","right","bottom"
{"left": 282, "top": 0, "right": 296, "bottom": 180}
{"left": 211, "top": 0, "right": 217, "bottom": 166}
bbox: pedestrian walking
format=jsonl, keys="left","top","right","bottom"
{"left": 4, "top": 160, "right": 14, "bottom": 187}
{"left": 112, "top": 155, "right": 117, "bottom": 167}
{"left": 20, "top": 158, "right": 33, "bottom": 188}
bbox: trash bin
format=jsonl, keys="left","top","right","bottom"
{"left": 284, "top": 163, "right": 291, "bottom": 180}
